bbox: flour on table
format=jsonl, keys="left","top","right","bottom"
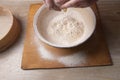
{"left": 34, "top": 35, "right": 86, "bottom": 67}
{"left": 38, "top": 45, "right": 55, "bottom": 60}
{"left": 34, "top": 35, "right": 56, "bottom": 60}
{"left": 58, "top": 52, "right": 86, "bottom": 67}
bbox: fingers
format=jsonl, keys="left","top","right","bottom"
{"left": 75, "top": 0, "right": 90, "bottom": 8}
{"left": 53, "top": 5, "right": 61, "bottom": 11}
{"left": 44, "top": 0, "right": 69, "bottom": 11}
{"left": 44, "top": 0, "right": 61, "bottom": 11}
{"left": 54, "top": 0, "right": 69, "bottom": 6}
{"left": 43, "top": 0, "right": 47, "bottom": 6}
{"left": 45, "top": 0, "right": 54, "bottom": 9}
{"left": 44, "top": 0, "right": 98, "bottom": 10}
{"left": 60, "top": 0, "right": 98, "bottom": 9}
{"left": 60, "top": 0, "right": 79, "bottom": 9}
{"left": 53, "top": 0, "right": 69, "bottom": 11}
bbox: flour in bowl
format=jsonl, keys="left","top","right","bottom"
{"left": 47, "top": 14, "right": 84, "bottom": 45}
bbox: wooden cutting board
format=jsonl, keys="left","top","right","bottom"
{"left": 21, "top": 3, "right": 112, "bottom": 69}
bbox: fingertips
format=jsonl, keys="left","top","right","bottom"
{"left": 53, "top": 0, "right": 69, "bottom": 11}
{"left": 54, "top": 0, "right": 68, "bottom": 7}
{"left": 60, "top": 0, "right": 98, "bottom": 9}
{"left": 46, "top": 0, "right": 54, "bottom": 9}
{"left": 45, "top": 0, "right": 61, "bottom": 11}
{"left": 60, "top": 0, "right": 78, "bottom": 9}
{"left": 43, "top": 0, "right": 47, "bottom": 6}
{"left": 53, "top": 5, "right": 61, "bottom": 11}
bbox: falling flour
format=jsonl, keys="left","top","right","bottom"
{"left": 34, "top": 36, "right": 86, "bottom": 67}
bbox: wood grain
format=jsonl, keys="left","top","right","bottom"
{"left": 0, "top": 0, "right": 120, "bottom": 80}
{"left": 21, "top": 3, "right": 112, "bottom": 69}
{"left": 0, "top": 16, "right": 21, "bottom": 52}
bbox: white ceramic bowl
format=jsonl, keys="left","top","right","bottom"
{"left": 33, "top": 5, "right": 96, "bottom": 48}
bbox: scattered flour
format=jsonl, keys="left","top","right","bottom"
{"left": 34, "top": 35, "right": 86, "bottom": 67}
{"left": 34, "top": 35, "right": 55, "bottom": 60}
{"left": 58, "top": 52, "right": 86, "bottom": 67}
{"left": 38, "top": 46, "right": 55, "bottom": 60}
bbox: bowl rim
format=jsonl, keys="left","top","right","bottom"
{"left": 33, "top": 4, "right": 96, "bottom": 48}
{"left": 0, "top": 6, "right": 14, "bottom": 41}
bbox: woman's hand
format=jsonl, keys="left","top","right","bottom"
{"left": 44, "top": 0, "right": 98, "bottom": 10}
{"left": 43, "top": 0, "right": 64, "bottom": 10}
{"left": 61, "top": 0, "right": 98, "bottom": 9}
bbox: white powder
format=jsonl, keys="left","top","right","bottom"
{"left": 38, "top": 45, "right": 55, "bottom": 60}
{"left": 34, "top": 35, "right": 56, "bottom": 60}
{"left": 34, "top": 35, "right": 86, "bottom": 67}
{"left": 47, "top": 15, "right": 84, "bottom": 45}
{"left": 58, "top": 52, "right": 86, "bottom": 67}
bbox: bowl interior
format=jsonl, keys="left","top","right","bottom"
{"left": 34, "top": 5, "right": 96, "bottom": 48}
{"left": 0, "top": 7, "right": 13, "bottom": 40}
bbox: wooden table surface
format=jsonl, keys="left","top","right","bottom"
{"left": 0, "top": 0, "right": 120, "bottom": 80}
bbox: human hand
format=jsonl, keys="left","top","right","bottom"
{"left": 60, "top": 0, "right": 98, "bottom": 9}
{"left": 43, "top": 0, "right": 98, "bottom": 10}
{"left": 43, "top": 0, "right": 64, "bottom": 10}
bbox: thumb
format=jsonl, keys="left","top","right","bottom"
{"left": 46, "top": 0, "right": 54, "bottom": 9}
{"left": 60, "top": 0, "right": 78, "bottom": 9}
